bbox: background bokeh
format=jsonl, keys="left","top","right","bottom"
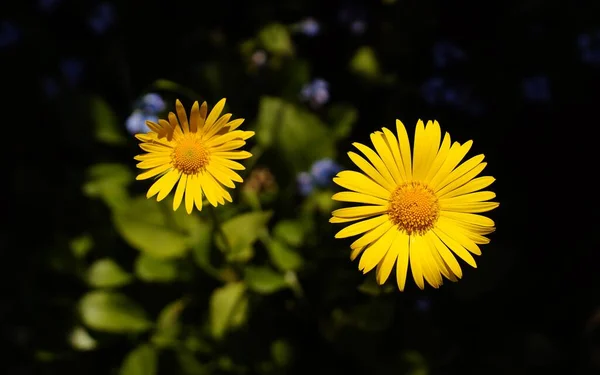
{"left": 3, "top": 0, "right": 600, "bottom": 374}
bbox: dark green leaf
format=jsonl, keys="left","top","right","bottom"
{"left": 271, "top": 339, "right": 293, "bottom": 367}
{"left": 83, "top": 163, "right": 132, "bottom": 211}
{"left": 273, "top": 220, "right": 304, "bottom": 247}
{"left": 349, "top": 46, "right": 380, "bottom": 79}
{"left": 90, "top": 96, "right": 126, "bottom": 146}
{"left": 134, "top": 254, "right": 179, "bottom": 283}
{"left": 258, "top": 24, "right": 294, "bottom": 56}
{"left": 218, "top": 211, "right": 273, "bottom": 262}
{"left": 151, "top": 298, "right": 187, "bottom": 348}
{"left": 265, "top": 239, "right": 303, "bottom": 272}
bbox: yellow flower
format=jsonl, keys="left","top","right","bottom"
{"left": 330, "top": 120, "right": 498, "bottom": 291}
{"left": 134, "top": 99, "right": 254, "bottom": 214}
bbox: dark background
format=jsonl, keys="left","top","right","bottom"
{"left": 3, "top": 0, "right": 600, "bottom": 374}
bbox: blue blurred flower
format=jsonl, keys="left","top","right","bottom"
{"left": 338, "top": 5, "right": 367, "bottom": 35}
{"left": 421, "top": 77, "right": 484, "bottom": 116}
{"left": 126, "top": 110, "right": 158, "bottom": 134}
{"left": 578, "top": 32, "right": 600, "bottom": 65}
{"left": 38, "top": 0, "right": 61, "bottom": 12}
{"left": 310, "top": 158, "right": 341, "bottom": 187}
{"left": 301, "top": 78, "right": 330, "bottom": 108}
{"left": 415, "top": 297, "right": 431, "bottom": 312}
{"left": 296, "top": 172, "right": 314, "bottom": 196}
{"left": 522, "top": 75, "right": 551, "bottom": 102}
{"left": 0, "top": 21, "right": 19, "bottom": 49}
{"left": 88, "top": 2, "right": 115, "bottom": 35}
{"left": 299, "top": 17, "right": 320, "bottom": 37}
{"left": 432, "top": 41, "right": 466, "bottom": 69}
{"left": 60, "top": 58, "right": 84, "bottom": 87}
{"left": 139, "top": 93, "right": 166, "bottom": 113}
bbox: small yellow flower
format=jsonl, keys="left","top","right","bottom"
{"left": 331, "top": 120, "right": 498, "bottom": 291}
{"left": 134, "top": 98, "right": 254, "bottom": 214}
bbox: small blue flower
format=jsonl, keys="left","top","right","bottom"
{"left": 300, "top": 78, "right": 330, "bottom": 108}
{"left": 415, "top": 297, "right": 431, "bottom": 312}
{"left": 297, "top": 172, "right": 314, "bottom": 196}
{"left": 126, "top": 110, "right": 158, "bottom": 134}
{"left": 60, "top": 58, "right": 84, "bottom": 87}
{"left": 350, "top": 20, "right": 366, "bottom": 35}
{"left": 522, "top": 75, "right": 551, "bottom": 102}
{"left": 432, "top": 41, "right": 466, "bottom": 69}
{"left": 88, "top": 3, "right": 115, "bottom": 35}
{"left": 578, "top": 32, "right": 600, "bottom": 65}
{"left": 299, "top": 17, "right": 320, "bottom": 37}
{"left": 0, "top": 21, "right": 19, "bottom": 49}
{"left": 338, "top": 5, "right": 367, "bottom": 35}
{"left": 420, "top": 77, "right": 445, "bottom": 105}
{"left": 310, "top": 158, "right": 341, "bottom": 187}
{"left": 140, "top": 93, "right": 166, "bottom": 113}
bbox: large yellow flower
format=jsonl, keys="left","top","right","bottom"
{"left": 331, "top": 120, "right": 498, "bottom": 291}
{"left": 134, "top": 99, "right": 254, "bottom": 214}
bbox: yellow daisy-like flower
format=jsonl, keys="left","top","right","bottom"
{"left": 331, "top": 120, "right": 498, "bottom": 291}
{"left": 134, "top": 98, "right": 254, "bottom": 214}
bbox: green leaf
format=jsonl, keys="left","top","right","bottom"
{"left": 209, "top": 282, "right": 247, "bottom": 340}
{"left": 120, "top": 344, "right": 157, "bottom": 375}
{"left": 218, "top": 211, "right": 273, "bottom": 262}
{"left": 265, "top": 239, "right": 303, "bottom": 272}
{"left": 271, "top": 339, "right": 293, "bottom": 367}
{"left": 69, "top": 326, "right": 97, "bottom": 351}
{"left": 113, "top": 197, "right": 189, "bottom": 259}
{"left": 349, "top": 46, "right": 380, "bottom": 79}
{"left": 83, "top": 163, "right": 132, "bottom": 211}
{"left": 90, "top": 96, "right": 126, "bottom": 146}
{"left": 177, "top": 349, "right": 209, "bottom": 375}
{"left": 152, "top": 298, "right": 187, "bottom": 348}
{"left": 258, "top": 23, "right": 294, "bottom": 56}
{"left": 255, "top": 97, "right": 335, "bottom": 172}
{"left": 190, "top": 220, "right": 217, "bottom": 274}
{"left": 273, "top": 220, "right": 304, "bottom": 247}
{"left": 87, "top": 258, "right": 133, "bottom": 288}
{"left": 79, "top": 291, "right": 151, "bottom": 334}
{"left": 245, "top": 266, "right": 288, "bottom": 294}
{"left": 151, "top": 79, "right": 201, "bottom": 100}
{"left": 328, "top": 104, "right": 358, "bottom": 140}
{"left": 357, "top": 275, "right": 395, "bottom": 296}
{"left": 134, "top": 254, "right": 179, "bottom": 283}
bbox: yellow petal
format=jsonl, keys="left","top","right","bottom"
{"left": 225, "top": 118, "right": 245, "bottom": 131}
{"left": 334, "top": 214, "right": 389, "bottom": 238}
{"left": 353, "top": 142, "right": 396, "bottom": 188}
{"left": 156, "top": 170, "right": 181, "bottom": 201}
{"left": 331, "top": 192, "right": 388, "bottom": 206}
{"left": 419, "top": 239, "right": 443, "bottom": 288}
{"left": 173, "top": 174, "right": 187, "bottom": 211}
{"left": 436, "top": 217, "right": 482, "bottom": 255}
{"left": 425, "top": 231, "right": 463, "bottom": 279}
{"left": 370, "top": 131, "right": 402, "bottom": 184}
{"left": 205, "top": 98, "right": 226, "bottom": 129}
{"left": 423, "top": 120, "right": 442, "bottom": 177}
{"left": 412, "top": 119, "right": 429, "bottom": 181}
{"left": 136, "top": 164, "right": 171, "bottom": 180}
{"left": 184, "top": 174, "right": 198, "bottom": 214}
{"left": 139, "top": 143, "right": 171, "bottom": 153}
{"left": 213, "top": 151, "right": 252, "bottom": 160}
{"left": 441, "top": 211, "right": 495, "bottom": 227}
{"left": 436, "top": 161, "right": 487, "bottom": 197}
{"left": 204, "top": 113, "right": 232, "bottom": 140}
{"left": 146, "top": 169, "right": 178, "bottom": 199}
{"left": 350, "top": 246, "right": 365, "bottom": 261}
{"left": 210, "top": 140, "right": 246, "bottom": 153}
{"left": 332, "top": 205, "right": 388, "bottom": 218}
{"left": 329, "top": 216, "right": 363, "bottom": 224}
{"left": 207, "top": 165, "right": 235, "bottom": 188}
{"left": 199, "top": 101, "right": 208, "bottom": 120}
{"left": 440, "top": 191, "right": 496, "bottom": 205}
{"left": 209, "top": 162, "right": 243, "bottom": 183}
{"left": 395, "top": 232, "right": 410, "bottom": 291}
{"left": 193, "top": 176, "right": 204, "bottom": 211}
{"left": 350, "top": 220, "right": 394, "bottom": 250}
{"left": 136, "top": 157, "right": 170, "bottom": 170}
{"left": 432, "top": 228, "right": 477, "bottom": 268}
{"left": 175, "top": 99, "right": 190, "bottom": 133}
{"left": 424, "top": 132, "right": 451, "bottom": 184}
{"left": 428, "top": 140, "right": 472, "bottom": 190}
{"left": 396, "top": 119, "right": 412, "bottom": 180}
{"left": 409, "top": 235, "right": 425, "bottom": 290}
{"left": 358, "top": 226, "right": 397, "bottom": 274}
{"left": 347, "top": 151, "right": 395, "bottom": 192}
{"left": 441, "top": 201, "right": 499, "bottom": 214}
{"left": 189, "top": 101, "right": 202, "bottom": 133}
{"left": 381, "top": 127, "right": 407, "bottom": 182}
{"left": 376, "top": 233, "right": 400, "bottom": 285}
{"left": 199, "top": 172, "right": 218, "bottom": 207}
{"left": 439, "top": 176, "right": 495, "bottom": 199}
{"left": 333, "top": 171, "right": 391, "bottom": 200}
{"left": 212, "top": 157, "right": 245, "bottom": 170}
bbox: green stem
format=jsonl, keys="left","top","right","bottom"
{"left": 207, "top": 204, "right": 232, "bottom": 253}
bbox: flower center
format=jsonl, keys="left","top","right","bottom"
{"left": 388, "top": 181, "right": 440, "bottom": 236}
{"left": 172, "top": 137, "right": 210, "bottom": 175}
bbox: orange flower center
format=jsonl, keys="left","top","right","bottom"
{"left": 388, "top": 181, "right": 440, "bottom": 236}
{"left": 172, "top": 136, "right": 210, "bottom": 175}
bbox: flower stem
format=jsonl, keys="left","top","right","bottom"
{"left": 207, "top": 203, "right": 232, "bottom": 252}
